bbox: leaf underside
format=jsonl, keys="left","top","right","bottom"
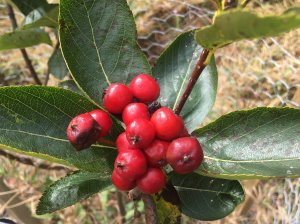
{"left": 195, "top": 7, "right": 300, "bottom": 50}
{"left": 0, "top": 29, "right": 51, "bottom": 51}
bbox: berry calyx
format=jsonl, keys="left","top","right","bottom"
{"left": 166, "top": 137, "right": 203, "bottom": 174}
{"left": 89, "top": 109, "right": 112, "bottom": 138}
{"left": 114, "top": 150, "right": 147, "bottom": 181}
{"left": 66, "top": 113, "right": 101, "bottom": 151}
{"left": 122, "top": 103, "right": 150, "bottom": 126}
{"left": 143, "top": 139, "right": 170, "bottom": 168}
{"left": 103, "top": 83, "right": 133, "bottom": 114}
{"left": 116, "top": 132, "right": 139, "bottom": 152}
{"left": 126, "top": 118, "right": 156, "bottom": 148}
{"left": 112, "top": 170, "right": 136, "bottom": 191}
{"left": 137, "top": 168, "right": 166, "bottom": 194}
{"left": 150, "top": 107, "right": 184, "bottom": 141}
{"left": 129, "top": 74, "right": 160, "bottom": 103}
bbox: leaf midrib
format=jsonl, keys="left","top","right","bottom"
{"left": 83, "top": 0, "right": 111, "bottom": 85}
{"left": 0, "top": 128, "right": 116, "bottom": 150}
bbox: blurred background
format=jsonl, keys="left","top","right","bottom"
{"left": 0, "top": 0, "right": 300, "bottom": 223}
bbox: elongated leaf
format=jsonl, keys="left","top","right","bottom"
{"left": 0, "top": 86, "right": 121, "bottom": 173}
{"left": 152, "top": 31, "right": 218, "bottom": 131}
{"left": 172, "top": 173, "right": 244, "bottom": 221}
{"left": 48, "top": 48, "right": 69, "bottom": 80}
{"left": 195, "top": 7, "right": 300, "bottom": 50}
{"left": 58, "top": 80, "right": 81, "bottom": 94}
{"left": 194, "top": 107, "right": 300, "bottom": 179}
{"left": 0, "top": 29, "right": 51, "bottom": 51}
{"left": 37, "top": 171, "right": 111, "bottom": 214}
{"left": 59, "top": 0, "right": 151, "bottom": 106}
{"left": 22, "top": 4, "right": 59, "bottom": 29}
{"left": 8, "top": 0, "right": 48, "bottom": 15}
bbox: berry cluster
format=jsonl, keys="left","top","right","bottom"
{"left": 67, "top": 74, "right": 204, "bottom": 195}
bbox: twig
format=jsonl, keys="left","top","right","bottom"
{"left": 117, "top": 191, "right": 126, "bottom": 224}
{"left": 142, "top": 194, "right": 158, "bottom": 224}
{"left": 0, "top": 149, "right": 69, "bottom": 171}
{"left": 174, "top": 49, "right": 210, "bottom": 115}
{"left": 6, "top": 4, "right": 42, "bottom": 85}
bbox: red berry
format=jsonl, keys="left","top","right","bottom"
{"left": 126, "top": 118, "right": 156, "bottom": 148}
{"left": 116, "top": 132, "right": 139, "bottom": 152}
{"left": 179, "top": 126, "right": 190, "bottom": 137}
{"left": 137, "top": 168, "right": 166, "bottom": 194}
{"left": 112, "top": 170, "right": 136, "bottom": 191}
{"left": 122, "top": 103, "right": 150, "bottom": 126}
{"left": 166, "top": 137, "right": 203, "bottom": 174}
{"left": 89, "top": 109, "right": 112, "bottom": 138}
{"left": 150, "top": 107, "right": 184, "bottom": 141}
{"left": 103, "top": 83, "right": 133, "bottom": 114}
{"left": 114, "top": 150, "right": 147, "bottom": 181}
{"left": 144, "top": 139, "right": 170, "bottom": 168}
{"left": 66, "top": 113, "right": 100, "bottom": 151}
{"left": 129, "top": 74, "right": 160, "bottom": 103}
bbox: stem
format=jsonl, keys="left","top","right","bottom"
{"left": 174, "top": 49, "right": 210, "bottom": 115}
{"left": 7, "top": 4, "right": 42, "bottom": 85}
{"left": 142, "top": 194, "right": 158, "bottom": 224}
{"left": 117, "top": 191, "right": 126, "bottom": 224}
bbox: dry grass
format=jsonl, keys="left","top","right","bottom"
{"left": 0, "top": 0, "right": 300, "bottom": 223}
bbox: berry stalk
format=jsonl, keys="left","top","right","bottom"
{"left": 174, "top": 49, "right": 210, "bottom": 115}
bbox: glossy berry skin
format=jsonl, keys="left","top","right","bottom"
{"left": 122, "top": 103, "right": 150, "bottom": 125}
{"left": 67, "top": 113, "right": 100, "bottom": 151}
{"left": 129, "top": 74, "right": 160, "bottom": 103}
{"left": 179, "top": 126, "right": 190, "bottom": 137}
{"left": 116, "top": 132, "right": 139, "bottom": 152}
{"left": 126, "top": 118, "right": 155, "bottom": 148}
{"left": 150, "top": 107, "right": 184, "bottom": 141}
{"left": 89, "top": 109, "right": 112, "bottom": 138}
{"left": 114, "top": 150, "right": 147, "bottom": 181}
{"left": 103, "top": 83, "right": 133, "bottom": 114}
{"left": 144, "top": 139, "right": 170, "bottom": 168}
{"left": 112, "top": 170, "right": 136, "bottom": 191}
{"left": 166, "top": 137, "right": 203, "bottom": 174}
{"left": 137, "top": 168, "right": 166, "bottom": 194}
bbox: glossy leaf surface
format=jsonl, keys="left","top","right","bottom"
{"left": 194, "top": 107, "right": 300, "bottom": 179}
{"left": 59, "top": 0, "right": 151, "bottom": 106}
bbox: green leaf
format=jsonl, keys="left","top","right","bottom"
{"left": 22, "top": 4, "right": 59, "bottom": 29}
{"left": 0, "top": 86, "right": 120, "bottom": 173}
{"left": 36, "top": 171, "right": 111, "bottom": 214}
{"left": 195, "top": 7, "right": 300, "bottom": 50}
{"left": 48, "top": 48, "right": 69, "bottom": 80}
{"left": 8, "top": 0, "right": 48, "bottom": 16}
{"left": 58, "top": 80, "right": 81, "bottom": 94}
{"left": 172, "top": 172, "right": 244, "bottom": 221}
{"left": 0, "top": 29, "right": 51, "bottom": 51}
{"left": 152, "top": 31, "right": 218, "bottom": 131}
{"left": 194, "top": 107, "right": 300, "bottom": 179}
{"left": 59, "top": 0, "right": 151, "bottom": 106}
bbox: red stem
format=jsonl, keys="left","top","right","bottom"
{"left": 174, "top": 49, "right": 210, "bottom": 115}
